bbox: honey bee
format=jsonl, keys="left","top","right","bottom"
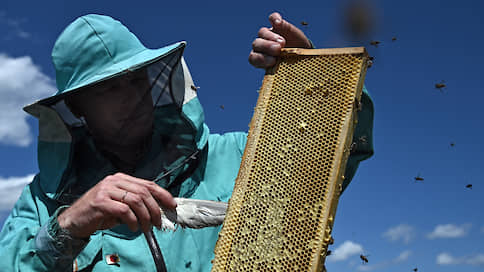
{"left": 326, "top": 250, "right": 332, "bottom": 256}
{"left": 298, "top": 122, "right": 308, "bottom": 132}
{"left": 353, "top": 97, "right": 363, "bottom": 112}
{"left": 190, "top": 85, "right": 200, "bottom": 91}
{"left": 220, "top": 105, "right": 225, "bottom": 110}
{"left": 350, "top": 142, "right": 358, "bottom": 153}
{"left": 367, "top": 56, "right": 374, "bottom": 68}
{"left": 392, "top": 36, "right": 397, "bottom": 42}
{"left": 466, "top": 184, "right": 472, "bottom": 189}
{"left": 413, "top": 268, "right": 418, "bottom": 272}
{"left": 301, "top": 21, "right": 309, "bottom": 26}
{"left": 450, "top": 142, "right": 455, "bottom": 147}
{"left": 369, "top": 40, "right": 380, "bottom": 47}
{"left": 414, "top": 174, "right": 424, "bottom": 182}
{"left": 435, "top": 80, "right": 446, "bottom": 92}
{"left": 360, "top": 254, "right": 369, "bottom": 263}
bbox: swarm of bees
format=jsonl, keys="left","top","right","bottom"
{"left": 292, "top": 9, "right": 468, "bottom": 271}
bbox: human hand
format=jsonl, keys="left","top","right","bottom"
{"left": 57, "top": 173, "right": 177, "bottom": 238}
{"left": 249, "top": 12, "right": 312, "bottom": 69}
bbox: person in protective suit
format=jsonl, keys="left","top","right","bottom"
{"left": 0, "top": 12, "right": 374, "bottom": 271}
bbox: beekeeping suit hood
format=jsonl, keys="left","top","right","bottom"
{"left": 23, "top": 14, "right": 210, "bottom": 202}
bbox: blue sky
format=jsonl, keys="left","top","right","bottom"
{"left": 1, "top": 0, "right": 483, "bottom": 271}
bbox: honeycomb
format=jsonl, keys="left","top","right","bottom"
{"left": 212, "top": 47, "right": 369, "bottom": 272}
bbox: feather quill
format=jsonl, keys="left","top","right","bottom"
{"left": 159, "top": 198, "right": 227, "bottom": 231}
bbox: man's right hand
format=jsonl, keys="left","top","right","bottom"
{"left": 57, "top": 173, "right": 177, "bottom": 238}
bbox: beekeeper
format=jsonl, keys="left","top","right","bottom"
{"left": 0, "top": 12, "right": 373, "bottom": 271}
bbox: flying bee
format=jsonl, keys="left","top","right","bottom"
{"left": 466, "top": 184, "right": 472, "bottom": 189}
{"left": 435, "top": 80, "right": 446, "bottom": 92}
{"left": 301, "top": 21, "right": 309, "bottom": 26}
{"left": 450, "top": 142, "right": 455, "bottom": 147}
{"left": 414, "top": 174, "right": 424, "bottom": 182}
{"left": 392, "top": 36, "right": 397, "bottom": 42}
{"left": 326, "top": 250, "right": 332, "bottom": 256}
{"left": 360, "top": 254, "right": 369, "bottom": 263}
{"left": 369, "top": 40, "right": 380, "bottom": 47}
{"left": 220, "top": 105, "right": 225, "bottom": 110}
{"left": 190, "top": 85, "right": 200, "bottom": 91}
{"left": 413, "top": 268, "right": 418, "bottom": 272}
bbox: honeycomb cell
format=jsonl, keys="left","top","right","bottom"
{"left": 212, "top": 47, "right": 368, "bottom": 271}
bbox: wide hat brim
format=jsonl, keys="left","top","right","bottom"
{"left": 33, "top": 41, "right": 186, "bottom": 107}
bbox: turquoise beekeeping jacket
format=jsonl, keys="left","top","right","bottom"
{"left": 0, "top": 45, "right": 374, "bottom": 272}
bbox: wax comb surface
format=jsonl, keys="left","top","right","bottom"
{"left": 212, "top": 47, "right": 369, "bottom": 272}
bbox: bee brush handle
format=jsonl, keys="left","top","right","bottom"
{"left": 144, "top": 229, "right": 167, "bottom": 272}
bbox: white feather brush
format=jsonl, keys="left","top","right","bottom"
{"left": 159, "top": 198, "right": 228, "bottom": 231}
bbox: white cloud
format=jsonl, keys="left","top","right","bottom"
{"left": 437, "top": 252, "right": 484, "bottom": 266}
{"left": 468, "top": 254, "right": 484, "bottom": 266}
{"left": 0, "top": 54, "right": 54, "bottom": 146}
{"left": 0, "top": 11, "right": 31, "bottom": 40}
{"left": 437, "top": 252, "right": 456, "bottom": 265}
{"left": 0, "top": 174, "right": 35, "bottom": 210}
{"left": 395, "top": 250, "right": 412, "bottom": 262}
{"left": 382, "top": 224, "right": 415, "bottom": 244}
{"left": 357, "top": 263, "right": 379, "bottom": 271}
{"left": 427, "top": 224, "right": 471, "bottom": 239}
{"left": 327, "top": 240, "right": 364, "bottom": 262}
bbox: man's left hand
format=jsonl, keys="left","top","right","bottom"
{"left": 249, "top": 12, "right": 312, "bottom": 69}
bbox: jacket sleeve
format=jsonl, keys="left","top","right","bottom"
{"left": 0, "top": 175, "right": 88, "bottom": 271}
{"left": 341, "top": 86, "right": 375, "bottom": 192}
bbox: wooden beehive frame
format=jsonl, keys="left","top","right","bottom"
{"left": 212, "top": 47, "right": 369, "bottom": 272}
